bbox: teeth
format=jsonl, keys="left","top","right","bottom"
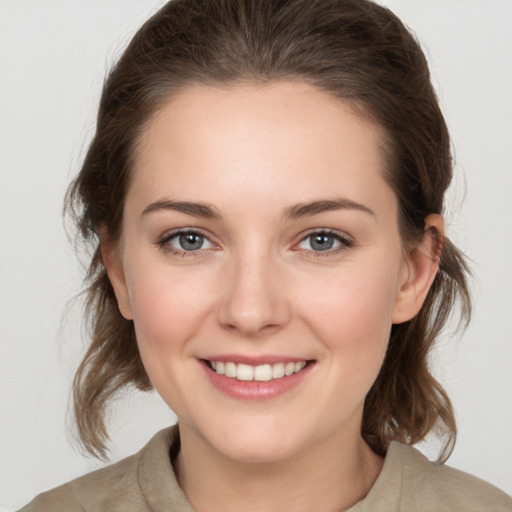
{"left": 225, "top": 362, "right": 237, "bottom": 378}
{"left": 237, "top": 363, "right": 253, "bottom": 381}
{"left": 254, "top": 364, "right": 272, "bottom": 381}
{"left": 284, "top": 362, "right": 295, "bottom": 376}
{"left": 209, "top": 360, "right": 308, "bottom": 381}
{"left": 272, "top": 363, "right": 285, "bottom": 379}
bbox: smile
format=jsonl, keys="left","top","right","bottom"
{"left": 208, "top": 360, "right": 308, "bottom": 381}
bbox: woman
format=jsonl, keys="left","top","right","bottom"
{"left": 19, "top": 0, "right": 512, "bottom": 510}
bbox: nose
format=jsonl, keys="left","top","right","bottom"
{"left": 216, "top": 250, "right": 291, "bottom": 338}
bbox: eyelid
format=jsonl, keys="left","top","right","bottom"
{"left": 296, "top": 228, "right": 353, "bottom": 244}
{"left": 293, "top": 228, "right": 354, "bottom": 256}
{"left": 155, "top": 227, "right": 219, "bottom": 255}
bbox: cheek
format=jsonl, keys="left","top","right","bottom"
{"left": 296, "top": 261, "right": 400, "bottom": 361}
{"left": 123, "top": 261, "right": 217, "bottom": 408}
{"left": 124, "top": 259, "right": 213, "bottom": 357}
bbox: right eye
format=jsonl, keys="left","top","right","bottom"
{"left": 157, "top": 229, "right": 215, "bottom": 254}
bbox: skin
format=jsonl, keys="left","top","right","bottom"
{"left": 103, "top": 81, "right": 442, "bottom": 512}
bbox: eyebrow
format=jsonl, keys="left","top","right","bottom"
{"left": 141, "top": 197, "right": 375, "bottom": 220}
{"left": 283, "top": 198, "right": 375, "bottom": 220}
{"left": 141, "top": 200, "right": 221, "bottom": 219}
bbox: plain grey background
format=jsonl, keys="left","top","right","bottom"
{"left": 1, "top": 0, "right": 511, "bottom": 509}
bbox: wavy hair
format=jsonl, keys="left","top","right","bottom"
{"left": 67, "top": 0, "right": 471, "bottom": 459}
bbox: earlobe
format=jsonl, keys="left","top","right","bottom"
{"left": 391, "top": 214, "right": 443, "bottom": 324}
{"left": 99, "top": 227, "right": 133, "bottom": 320}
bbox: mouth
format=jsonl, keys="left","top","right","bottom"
{"left": 204, "top": 360, "right": 311, "bottom": 382}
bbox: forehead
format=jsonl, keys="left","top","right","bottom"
{"left": 129, "top": 81, "right": 395, "bottom": 217}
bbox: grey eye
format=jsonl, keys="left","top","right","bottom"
{"left": 297, "top": 231, "right": 351, "bottom": 253}
{"left": 165, "top": 231, "right": 213, "bottom": 251}
{"left": 308, "top": 233, "right": 335, "bottom": 251}
{"left": 178, "top": 233, "right": 206, "bottom": 251}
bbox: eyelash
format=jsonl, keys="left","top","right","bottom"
{"left": 155, "top": 228, "right": 354, "bottom": 258}
{"left": 296, "top": 229, "right": 354, "bottom": 259}
{"left": 156, "top": 228, "right": 214, "bottom": 257}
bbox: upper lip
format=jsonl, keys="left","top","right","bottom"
{"left": 200, "top": 354, "right": 312, "bottom": 365}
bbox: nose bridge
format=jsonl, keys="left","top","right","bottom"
{"left": 216, "top": 241, "right": 290, "bottom": 336}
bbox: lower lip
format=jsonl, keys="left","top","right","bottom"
{"left": 200, "top": 360, "right": 313, "bottom": 400}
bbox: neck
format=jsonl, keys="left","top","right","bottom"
{"left": 174, "top": 425, "right": 383, "bottom": 512}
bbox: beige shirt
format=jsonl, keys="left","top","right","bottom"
{"left": 21, "top": 425, "right": 512, "bottom": 511}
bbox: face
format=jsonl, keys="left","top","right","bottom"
{"left": 106, "top": 81, "right": 431, "bottom": 464}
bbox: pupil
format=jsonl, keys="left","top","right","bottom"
{"left": 179, "top": 233, "right": 203, "bottom": 251}
{"left": 311, "top": 234, "right": 333, "bottom": 251}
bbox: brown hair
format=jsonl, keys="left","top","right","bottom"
{"left": 67, "top": 0, "right": 471, "bottom": 460}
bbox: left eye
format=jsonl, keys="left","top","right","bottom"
{"left": 165, "top": 231, "right": 214, "bottom": 251}
{"left": 298, "top": 232, "right": 350, "bottom": 252}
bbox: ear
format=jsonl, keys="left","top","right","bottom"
{"left": 392, "top": 214, "right": 443, "bottom": 324}
{"left": 99, "top": 227, "right": 133, "bottom": 320}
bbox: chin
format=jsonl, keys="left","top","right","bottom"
{"left": 201, "top": 417, "right": 312, "bottom": 464}
{"left": 218, "top": 437, "right": 301, "bottom": 464}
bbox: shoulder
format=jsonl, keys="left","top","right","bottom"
{"left": 19, "top": 426, "right": 185, "bottom": 512}
{"left": 389, "top": 442, "right": 512, "bottom": 512}
{"left": 19, "top": 446, "right": 144, "bottom": 512}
